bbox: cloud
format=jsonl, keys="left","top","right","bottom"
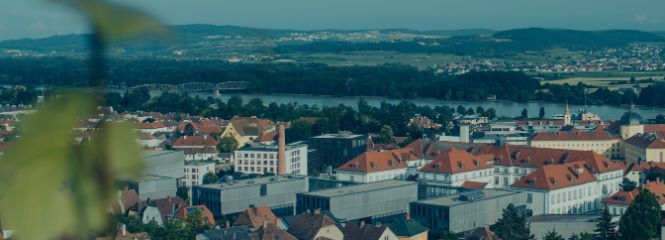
{"left": 28, "top": 21, "right": 47, "bottom": 31}
{"left": 632, "top": 13, "right": 660, "bottom": 24}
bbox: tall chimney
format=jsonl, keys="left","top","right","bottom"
{"left": 277, "top": 124, "right": 286, "bottom": 175}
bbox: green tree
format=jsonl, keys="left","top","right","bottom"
{"left": 543, "top": 229, "right": 565, "bottom": 240}
{"left": 439, "top": 231, "right": 460, "bottom": 240}
{"left": 539, "top": 107, "right": 546, "bottom": 119}
{"left": 216, "top": 136, "right": 238, "bottom": 153}
{"left": 183, "top": 123, "right": 196, "bottom": 136}
{"left": 377, "top": 125, "right": 396, "bottom": 144}
{"left": 176, "top": 186, "right": 189, "bottom": 203}
{"left": 483, "top": 108, "right": 497, "bottom": 120}
{"left": 594, "top": 203, "right": 619, "bottom": 240}
{"left": 619, "top": 188, "right": 661, "bottom": 240}
{"left": 286, "top": 120, "right": 313, "bottom": 143}
{"left": 202, "top": 172, "right": 219, "bottom": 184}
{"left": 569, "top": 233, "right": 594, "bottom": 240}
{"left": 521, "top": 108, "right": 529, "bottom": 119}
{"left": 620, "top": 178, "right": 636, "bottom": 192}
{"left": 491, "top": 203, "right": 534, "bottom": 240}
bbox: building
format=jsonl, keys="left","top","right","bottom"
{"left": 184, "top": 161, "right": 216, "bottom": 187}
{"left": 530, "top": 128, "right": 621, "bottom": 160}
{"left": 605, "top": 180, "right": 665, "bottom": 216}
{"left": 528, "top": 214, "right": 600, "bottom": 239}
{"left": 341, "top": 221, "right": 399, "bottom": 240}
{"left": 335, "top": 149, "right": 414, "bottom": 183}
{"left": 196, "top": 226, "right": 254, "bottom": 240}
{"left": 220, "top": 116, "right": 276, "bottom": 148}
{"left": 388, "top": 214, "right": 428, "bottom": 240}
{"left": 296, "top": 180, "right": 417, "bottom": 223}
{"left": 191, "top": 176, "right": 309, "bottom": 218}
{"left": 234, "top": 205, "right": 282, "bottom": 230}
{"left": 418, "top": 148, "right": 494, "bottom": 187}
{"left": 624, "top": 132, "right": 665, "bottom": 163}
{"left": 183, "top": 147, "right": 220, "bottom": 161}
{"left": 409, "top": 189, "right": 527, "bottom": 234}
{"left": 464, "top": 227, "right": 501, "bottom": 240}
{"left": 233, "top": 142, "right": 308, "bottom": 176}
{"left": 511, "top": 162, "right": 609, "bottom": 215}
{"left": 308, "top": 133, "right": 367, "bottom": 173}
{"left": 286, "top": 210, "right": 344, "bottom": 240}
{"left": 172, "top": 135, "right": 218, "bottom": 149}
{"left": 133, "top": 175, "right": 178, "bottom": 201}
{"left": 174, "top": 205, "right": 216, "bottom": 225}
{"left": 143, "top": 150, "right": 185, "bottom": 180}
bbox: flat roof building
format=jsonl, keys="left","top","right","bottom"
{"left": 410, "top": 189, "right": 527, "bottom": 234}
{"left": 296, "top": 180, "right": 417, "bottom": 223}
{"left": 192, "top": 175, "right": 308, "bottom": 218}
{"left": 308, "top": 133, "right": 367, "bottom": 174}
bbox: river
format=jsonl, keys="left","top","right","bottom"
{"left": 184, "top": 92, "right": 665, "bottom": 120}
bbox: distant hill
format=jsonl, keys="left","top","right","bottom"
{"left": 0, "top": 25, "right": 662, "bottom": 57}
{"left": 493, "top": 28, "right": 665, "bottom": 51}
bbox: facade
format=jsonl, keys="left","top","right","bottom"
{"left": 143, "top": 150, "right": 186, "bottom": 180}
{"left": 191, "top": 176, "right": 309, "bottom": 218}
{"left": 134, "top": 175, "right": 178, "bottom": 201}
{"left": 308, "top": 133, "right": 367, "bottom": 173}
{"left": 233, "top": 142, "right": 308, "bottom": 176}
{"left": 418, "top": 148, "right": 494, "bottom": 187}
{"left": 409, "top": 189, "right": 527, "bottom": 234}
{"left": 528, "top": 214, "right": 599, "bottom": 239}
{"left": 335, "top": 149, "right": 415, "bottom": 183}
{"left": 184, "top": 161, "right": 216, "bottom": 187}
{"left": 296, "top": 180, "right": 417, "bottom": 223}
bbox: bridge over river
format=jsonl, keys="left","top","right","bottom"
{"left": 108, "top": 81, "right": 249, "bottom": 94}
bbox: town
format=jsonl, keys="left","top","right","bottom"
{"left": 0, "top": 93, "right": 663, "bottom": 240}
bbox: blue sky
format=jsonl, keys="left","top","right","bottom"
{"left": 1, "top": 0, "right": 664, "bottom": 40}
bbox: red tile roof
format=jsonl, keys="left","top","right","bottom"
{"left": 645, "top": 124, "right": 665, "bottom": 133}
{"left": 605, "top": 181, "right": 665, "bottom": 205}
{"left": 145, "top": 196, "right": 188, "bottom": 222}
{"left": 625, "top": 133, "right": 665, "bottom": 149}
{"left": 138, "top": 121, "right": 165, "bottom": 129}
{"left": 173, "top": 136, "right": 218, "bottom": 147}
{"left": 420, "top": 148, "right": 493, "bottom": 174}
{"left": 336, "top": 149, "right": 416, "bottom": 173}
{"left": 461, "top": 181, "right": 489, "bottom": 190}
{"left": 174, "top": 205, "right": 216, "bottom": 225}
{"left": 512, "top": 162, "right": 597, "bottom": 190}
{"left": 234, "top": 205, "right": 279, "bottom": 230}
{"left": 531, "top": 129, "right": 618, "bottom": 141}
{"left": 484, "top": 144, "right": 623, "bottom": 173}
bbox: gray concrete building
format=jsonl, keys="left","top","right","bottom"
{"left": 296, "top": 180, "right": 417, "bottom": 223}
{"left": 529, "top": 214, "right": 604, "bottom": 239}
{"left": 191, "top": 176, "right": 309, "bottom": 218}
{"left": 144, "top": 150, "right": 185, "bottom": 180}
{"left": 410, "top": 189, "right": 527, "bottom": 234}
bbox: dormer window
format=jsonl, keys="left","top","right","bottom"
{"left": 458, "top": 162, "right": 464, "bottom": 169}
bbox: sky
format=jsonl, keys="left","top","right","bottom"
{"left": 1, "top": 0, "right": 665, "bottom": 40}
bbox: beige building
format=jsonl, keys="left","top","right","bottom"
{"left": 530, "top": 128, "right": 621, "bottom": 160}
{"left": 624, "top": 133, "right": 665, "bottom": 163}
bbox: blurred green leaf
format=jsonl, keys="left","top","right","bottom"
{"left": 0, "top": 93, "right": 92, "bottom": 240}
{"left": 53, "top": 0, "right": 169, "bottom": 42}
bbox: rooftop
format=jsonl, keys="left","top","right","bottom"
{"left": 302, "top": 180, "right": 415, "bottom": 198}
{"left": 237, "top": 141, "right": 308, "bottom": 152}
{"left": 311, "top": 132, "right": 364, "bottom": 139}
{"left": 195, "top": 175, "right": 307, "bottom": 190}
{"left": 527, "top": 214, "right": 600, "bottom": 222}
{"left": 414, "top": 189, "right": 522, "bottom": 207}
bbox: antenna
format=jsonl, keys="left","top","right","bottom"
{"left": 583, "top": 87, "right": 588, "bottom": 112}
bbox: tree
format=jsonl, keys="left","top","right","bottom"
{"left": 216, "top": 136, "right": 238, "bottom": 153}
{"left": 569, "top": 233, "right": 594, "bottom": 240}
{"left": 620, "top": 178, "right": 636, "bottom": 192}
{"left": 521, "top": 108, "right": 528, "bottom": 119}
{"left": 594, "top": 203, "right": 618, "bottom": 240}
{"left": 202, "top": 172, "right": 219, "bottom": 184}
{"left": 176, "top": 186, "right": 189, "bottom": 203}
{"left": 183, "top": 123, "right": 196, "bottom": 136}
{"left": 543, "top": 230, "right": 565, "bottom": 240}
{"left": 619, "top": 188, "right": 661, "bottom": 240}
{"left": 439, "top": 231, "right": 460, "bottom": 240}
{"left": 539, "top": 107, "right": 546, "bottom": 119}
{"left": 377, "top": 125, "right": 395, "bottom": 144}
{"left": 483, "top": 108, "right": 497, "bottom": 120}
{"left": 491, "top": 203, "right": 534, "bottom": 240}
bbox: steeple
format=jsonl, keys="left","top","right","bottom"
{"left": 564, "top": 102, "right": 572, "bottom": 126}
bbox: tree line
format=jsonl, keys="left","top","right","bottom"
{"left": 3, "top": 58, "right": 665, "bottom": 106}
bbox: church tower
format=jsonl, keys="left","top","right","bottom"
{"left": 564, "top": 103, "right": 572, "bottom": 126}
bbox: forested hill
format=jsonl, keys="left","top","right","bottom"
{"left": 1, "top": 25, "right": 663, "bottom": 56}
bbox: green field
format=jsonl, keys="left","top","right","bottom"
{"left": 538, "top": 72, "right": 665, "bottom": 89}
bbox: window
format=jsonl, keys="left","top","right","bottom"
{"left": 528, "top": 193, "right": 533, "bottom": 203}
{"left": 260, "top": 184, "right": 267, "bottom": 196}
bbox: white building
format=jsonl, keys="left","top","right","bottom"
{"left": 335, "top": 149, "right": 415, "bottom": 183}
{"left": 418, "top": 148, "right": 494, "bottom": 187}
{"left": 605, "top": 180, "right": 665, "bottom": 216}
{"left": 511, "top": 161, "right": 621, "bottom": 216}
{"left": 233, "top": 142, "right": 308, "bottom": 176}
{"left": 184, "top": 161, "right": 216, "bottom": 187}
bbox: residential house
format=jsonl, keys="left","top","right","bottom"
{"left": 175, "top": 205, "right": 216, "bottom": 226}
{"left": 287, "top": 210, "right": 343, "bottom": 240}
{"left": 388, "top": 214, "right": 428, "bottom": 240}
{"left": 234, "top": 205, "right": 282, "bottom": 230}
{"left": 341, "top": 221, "right": 399, "bottom": 240}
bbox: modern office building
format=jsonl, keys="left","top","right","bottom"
{"left": 183, "top": 161, "right": 216, "bottom": 187}
{"left": 308, "top": 132, "right": 367, "bottom": 174}
{"left": 191, "top": 175, "right": 308, "bottom": 218}
{"left": 296, "top": 180, "right": 417, "bottom": 223}
{"left": 144, "top": 150, "right": 186, "bottom": 180}
{"left": 409, "top": 189, "right": 527, "bottom": 234}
